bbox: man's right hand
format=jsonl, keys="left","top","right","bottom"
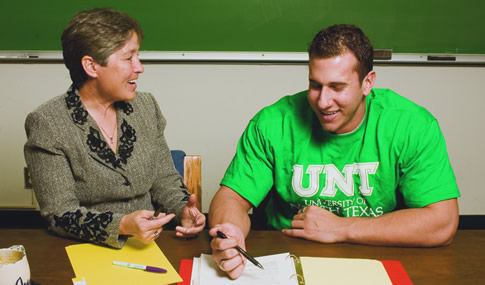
{"left": 209, "top": 223, "right": 247, "bottom": 279}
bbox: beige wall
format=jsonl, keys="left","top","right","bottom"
{"left": 1, "top": 62, "right": 483, "bottom": 214}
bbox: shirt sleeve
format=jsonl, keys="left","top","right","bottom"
{"left": 221, "top": 119, "right": 275, "bottom": 207}
{"left": 398, "top": 119, "right": 460, "bottom": 207}
{"left": 146, "top": 93, "right": 190, "bottom": 223}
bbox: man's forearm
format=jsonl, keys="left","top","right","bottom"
{"left": 284, "top": 199, "right": 458, "bottom": 247}
{"left": 345, "top": 199, "right": 459, "bottom": 247}
{"left": 209, "top": 186, "right": 252, "bottom": 237}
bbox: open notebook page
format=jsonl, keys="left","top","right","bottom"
{"left": 192, "top": 253, "right": 297, "bottom": 285}
{"left": 299, "top": 256, "right": 392, "bottom": 285}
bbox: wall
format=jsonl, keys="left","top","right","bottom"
{"left": 1, "top": 62, "right": 483, "bottom": 214}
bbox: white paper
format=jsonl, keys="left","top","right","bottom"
{"left": 194, "top": 253, "right": 297, "bottom": 285}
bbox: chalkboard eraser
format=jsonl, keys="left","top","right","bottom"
{"left": 427, "top": 55, "right": 456, "bottom": 61}
{"left": 374, "top": 49, "right": 392, "bottom": 60}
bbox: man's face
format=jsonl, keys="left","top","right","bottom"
{"left": 307, "top": 51, "right": 375, "bottom": 134}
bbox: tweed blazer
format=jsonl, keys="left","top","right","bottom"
{"left": 24, "top": 86, "right": 190, "bottom": 248}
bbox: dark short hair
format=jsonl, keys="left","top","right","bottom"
{"left": 61, "top": 8, "right": 144, "bottom": 89}
{"left": 308, "top": 24, "right": 373, "bottom": 83}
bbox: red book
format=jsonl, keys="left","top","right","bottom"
{"left": 381, "top": 260, "right": 413, "bottom": 284}
{"left": 178, "top": 259, "right": 194, "bottom": 285}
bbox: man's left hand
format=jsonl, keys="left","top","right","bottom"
{"left": 282, "top": 206, "right": 350, "bottom": 243}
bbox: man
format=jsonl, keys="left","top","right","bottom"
{"left": 209, "top": 24, "right": 460, "bottom": 279}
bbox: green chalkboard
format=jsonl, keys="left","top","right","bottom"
{"left": 2, "top": 0, "right": 484, "bottom": 54}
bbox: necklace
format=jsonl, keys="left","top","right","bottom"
{"left": 98, "top": 122, "right": 116, "bottom": 144}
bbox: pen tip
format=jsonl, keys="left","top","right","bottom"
{"left": 258, "top": 263, "right": 264, "bottom": 270}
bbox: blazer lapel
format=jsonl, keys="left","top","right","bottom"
{"left": 64, "top": 86, "right": 136, "bottom": 172}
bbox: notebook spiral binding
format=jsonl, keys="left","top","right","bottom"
{"left": 287, "top": 254, "right": 305, "bottom": 285}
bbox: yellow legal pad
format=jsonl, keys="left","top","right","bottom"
{"left": 66, "top": 238, "right": 182, "bottom": 285}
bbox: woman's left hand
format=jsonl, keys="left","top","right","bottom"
{"left": 176, "top": 194, "right": 206, "bottom": 238}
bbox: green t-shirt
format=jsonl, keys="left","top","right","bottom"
{"left": 221, "top": 89, "right": 460, "bottom": 230}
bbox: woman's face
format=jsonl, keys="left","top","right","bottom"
{"left": 95, "top": 32, "right": 144, "bottom": 102}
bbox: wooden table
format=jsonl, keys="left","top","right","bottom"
{"left": 1, "top": 229, "right": 484, "bottom": 284}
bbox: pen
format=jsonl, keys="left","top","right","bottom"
{"left": 216, "top": 231, "right": 264, "bottom": 270}
{"left": 113, "top": 261, "right": 167, "bottom": 273}
{"left": 152, "top": 206, "right": 162, "bottom": 219}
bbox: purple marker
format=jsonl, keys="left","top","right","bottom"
{"left": 113, "top": 261, "right": 167, "bottom": 273}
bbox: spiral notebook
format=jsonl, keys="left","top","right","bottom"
{"left": 180, "top": 252, "right": 412, "bottom": 285}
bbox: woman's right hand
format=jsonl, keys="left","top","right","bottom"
{"left": 119, "top": 210, "right": 175, "bottom": 243}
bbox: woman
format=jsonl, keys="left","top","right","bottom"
{"left": 24, "top": 8, "right": 205, "bottom": 248}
